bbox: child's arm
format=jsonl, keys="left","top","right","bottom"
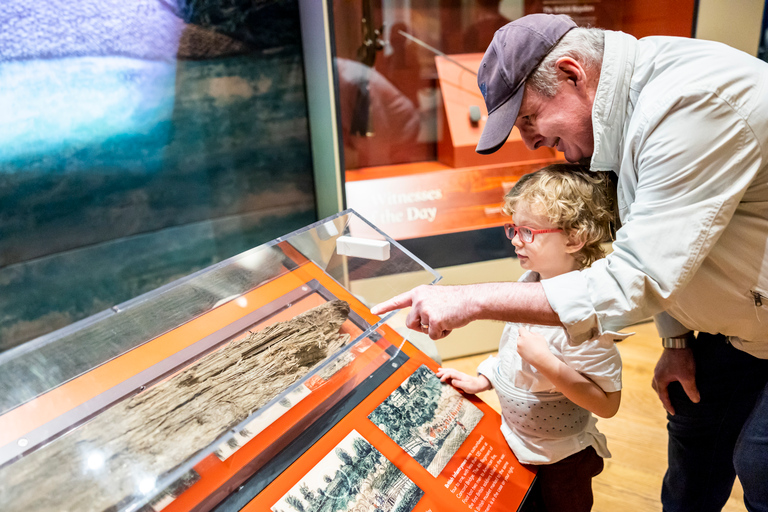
{"left": 516, "top": 327, "right": 621, "bottom": 418}
{"left": 436, "top": 367, "right": 492, "bottom": 394}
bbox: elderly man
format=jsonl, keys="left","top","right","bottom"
{"left": 372, "top": 14, "right": 768, "bottom": 512}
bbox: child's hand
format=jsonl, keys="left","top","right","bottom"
{"left": 516, "top": 327, "right": 555, "bottom": 367}
{"left": 436, "top": 368, "right": 492, "bottom": 394}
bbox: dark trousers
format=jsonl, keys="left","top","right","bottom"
{"left": 662, "top": 333, "right": 768, "bottom": 512}
{"left": 520, "top": 445, "right": 604, "bottom": 512}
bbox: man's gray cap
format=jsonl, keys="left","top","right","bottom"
{"left": 476, "top": 14, "right": 577, "bottom": 155}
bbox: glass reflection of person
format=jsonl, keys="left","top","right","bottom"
{"left": 336, "top": 58, "right": 420, "bottom": 169}
{"left": 462, "top": 0, "right": 511, "bottom": 53}
{"left": 376, "top": 21, "right": 423, "bottom": 107}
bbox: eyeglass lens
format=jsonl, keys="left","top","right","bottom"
{"left": 505, "top": 224, "right": 533, "bottom": 242}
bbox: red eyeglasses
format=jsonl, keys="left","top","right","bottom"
{"left": 504, "top": 223, "right": 563, "bottom": 243}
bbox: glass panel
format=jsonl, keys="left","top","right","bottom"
{"left": 0, "top": 210, "right": 440, "bottom": 512}
{"left": 332, "top": 0, "right": 696, "bottom": 174}
{"left": 335, "top": 0, "right": 696, "bottom": 254}
{"left": 0, "top": 210, "right": 438, "bottom": 415}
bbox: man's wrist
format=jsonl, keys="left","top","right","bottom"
{"left": 662, "top": 331, "right": 695, "bottom": 349}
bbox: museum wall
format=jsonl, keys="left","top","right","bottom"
{"left": 0, "top": 0, "right": 317, "bottom": 352}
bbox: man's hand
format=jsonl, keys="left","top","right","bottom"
{"left": 371, "top": 281, "right": 558, "bottom": 340}
{"left": 652, "top": 347, "right": 699, "bottom": 415}
{"left": 370, "top": 285, "right": 476, "bottom": 340}
{"left": 436, "top": 368, "right": 492, "bottom": 394}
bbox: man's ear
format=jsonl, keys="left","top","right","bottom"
{"left": 564, "top": 232, "right": 586, "bottom": 254}
{"left": 556, "top": 57, "right": 587, "bottom": 89}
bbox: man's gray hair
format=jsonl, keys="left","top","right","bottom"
{"left": 527, "top": 27, "right": 605, "bottom": 97}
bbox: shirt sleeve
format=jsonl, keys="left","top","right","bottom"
{"left": 476, "top": 355, "right": 498, "bottom": 389}
{"left": 653, "top": 311, "right": 691, "bottom": 338}
{"left": 562, "top": 334, "right": 624, "bottom": 392}
{"left": 544, "top": 90, "right": 764, "bottom": 343}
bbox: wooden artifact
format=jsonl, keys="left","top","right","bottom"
{"left": 0, "top": 300, "right": 351, "bottom": 512}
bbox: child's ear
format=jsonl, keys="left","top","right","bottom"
{"left": 564, "top": 232, "right": 585, "bottom": 254}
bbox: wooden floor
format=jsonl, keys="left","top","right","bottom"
{"left": 441, "top": 320, "right": 746, "bottom": 512}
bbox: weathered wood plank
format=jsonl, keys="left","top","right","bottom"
{"left": 0, "top": 300, "right": 350, "bottom": 512}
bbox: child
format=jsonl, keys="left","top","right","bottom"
{"left": 436, "top": 164, "right": 628, "bottom": 512}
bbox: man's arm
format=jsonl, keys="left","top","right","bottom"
{"left": 546, "top": 92, "right": 764, "bottom": 342}
{"left": 371, "top": 281, "right": 561, "bottom": 340}
{"left": 650, "top": 314, "right": 700, "bottom": 413}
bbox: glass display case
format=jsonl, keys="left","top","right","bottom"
{"left": 0, "top": 210, "right": 463, "bottom": 512}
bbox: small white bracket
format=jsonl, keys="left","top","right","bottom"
{"left": 336, "top": 236, "right": 391, "bottom": 261}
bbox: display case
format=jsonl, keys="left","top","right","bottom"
{"left": 0, "top": 210, "right": 534, "bottom": 512}
{"left": 331, "top": 0, "right": 696, "bottom": 251}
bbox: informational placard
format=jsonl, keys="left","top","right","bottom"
{"left": 346, "top": 160, "right": 551, "bottom": 240}
{"left": 525, "top": 0, "right": 623, "bottom": 29}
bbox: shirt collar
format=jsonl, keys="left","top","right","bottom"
{"left": 590, "top": 30, "right": 638, "bottom": 174}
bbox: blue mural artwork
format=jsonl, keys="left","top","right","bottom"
{"left": 0, "top": 0, "right": 317, "bottom": 351}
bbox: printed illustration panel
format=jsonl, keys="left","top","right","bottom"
{"left": 272, "top": 429, "right": 424, "bottom": 512}
{"left": 368, "top": 365, "right": 484, "bottom": 477}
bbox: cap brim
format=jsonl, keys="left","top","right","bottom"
{"left": 475, "top": 88, "right": 524, "bottom": 155}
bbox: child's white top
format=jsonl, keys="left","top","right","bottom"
{"left": 477, "top": 271, "right": 629, "bottom": 465}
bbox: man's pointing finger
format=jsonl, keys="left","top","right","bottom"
{"left": 370, "top": 291, "right": 414, "bottom": 316}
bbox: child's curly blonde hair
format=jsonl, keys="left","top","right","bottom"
{"left": 503, "top": 164, "right": 616, "bottom": 269}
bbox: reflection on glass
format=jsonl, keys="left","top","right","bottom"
{"left": 333, "top": 0, "right": 696, "bottom": 173}
{"left": 332, "top": 0, "right": 525, "bottom": 171}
